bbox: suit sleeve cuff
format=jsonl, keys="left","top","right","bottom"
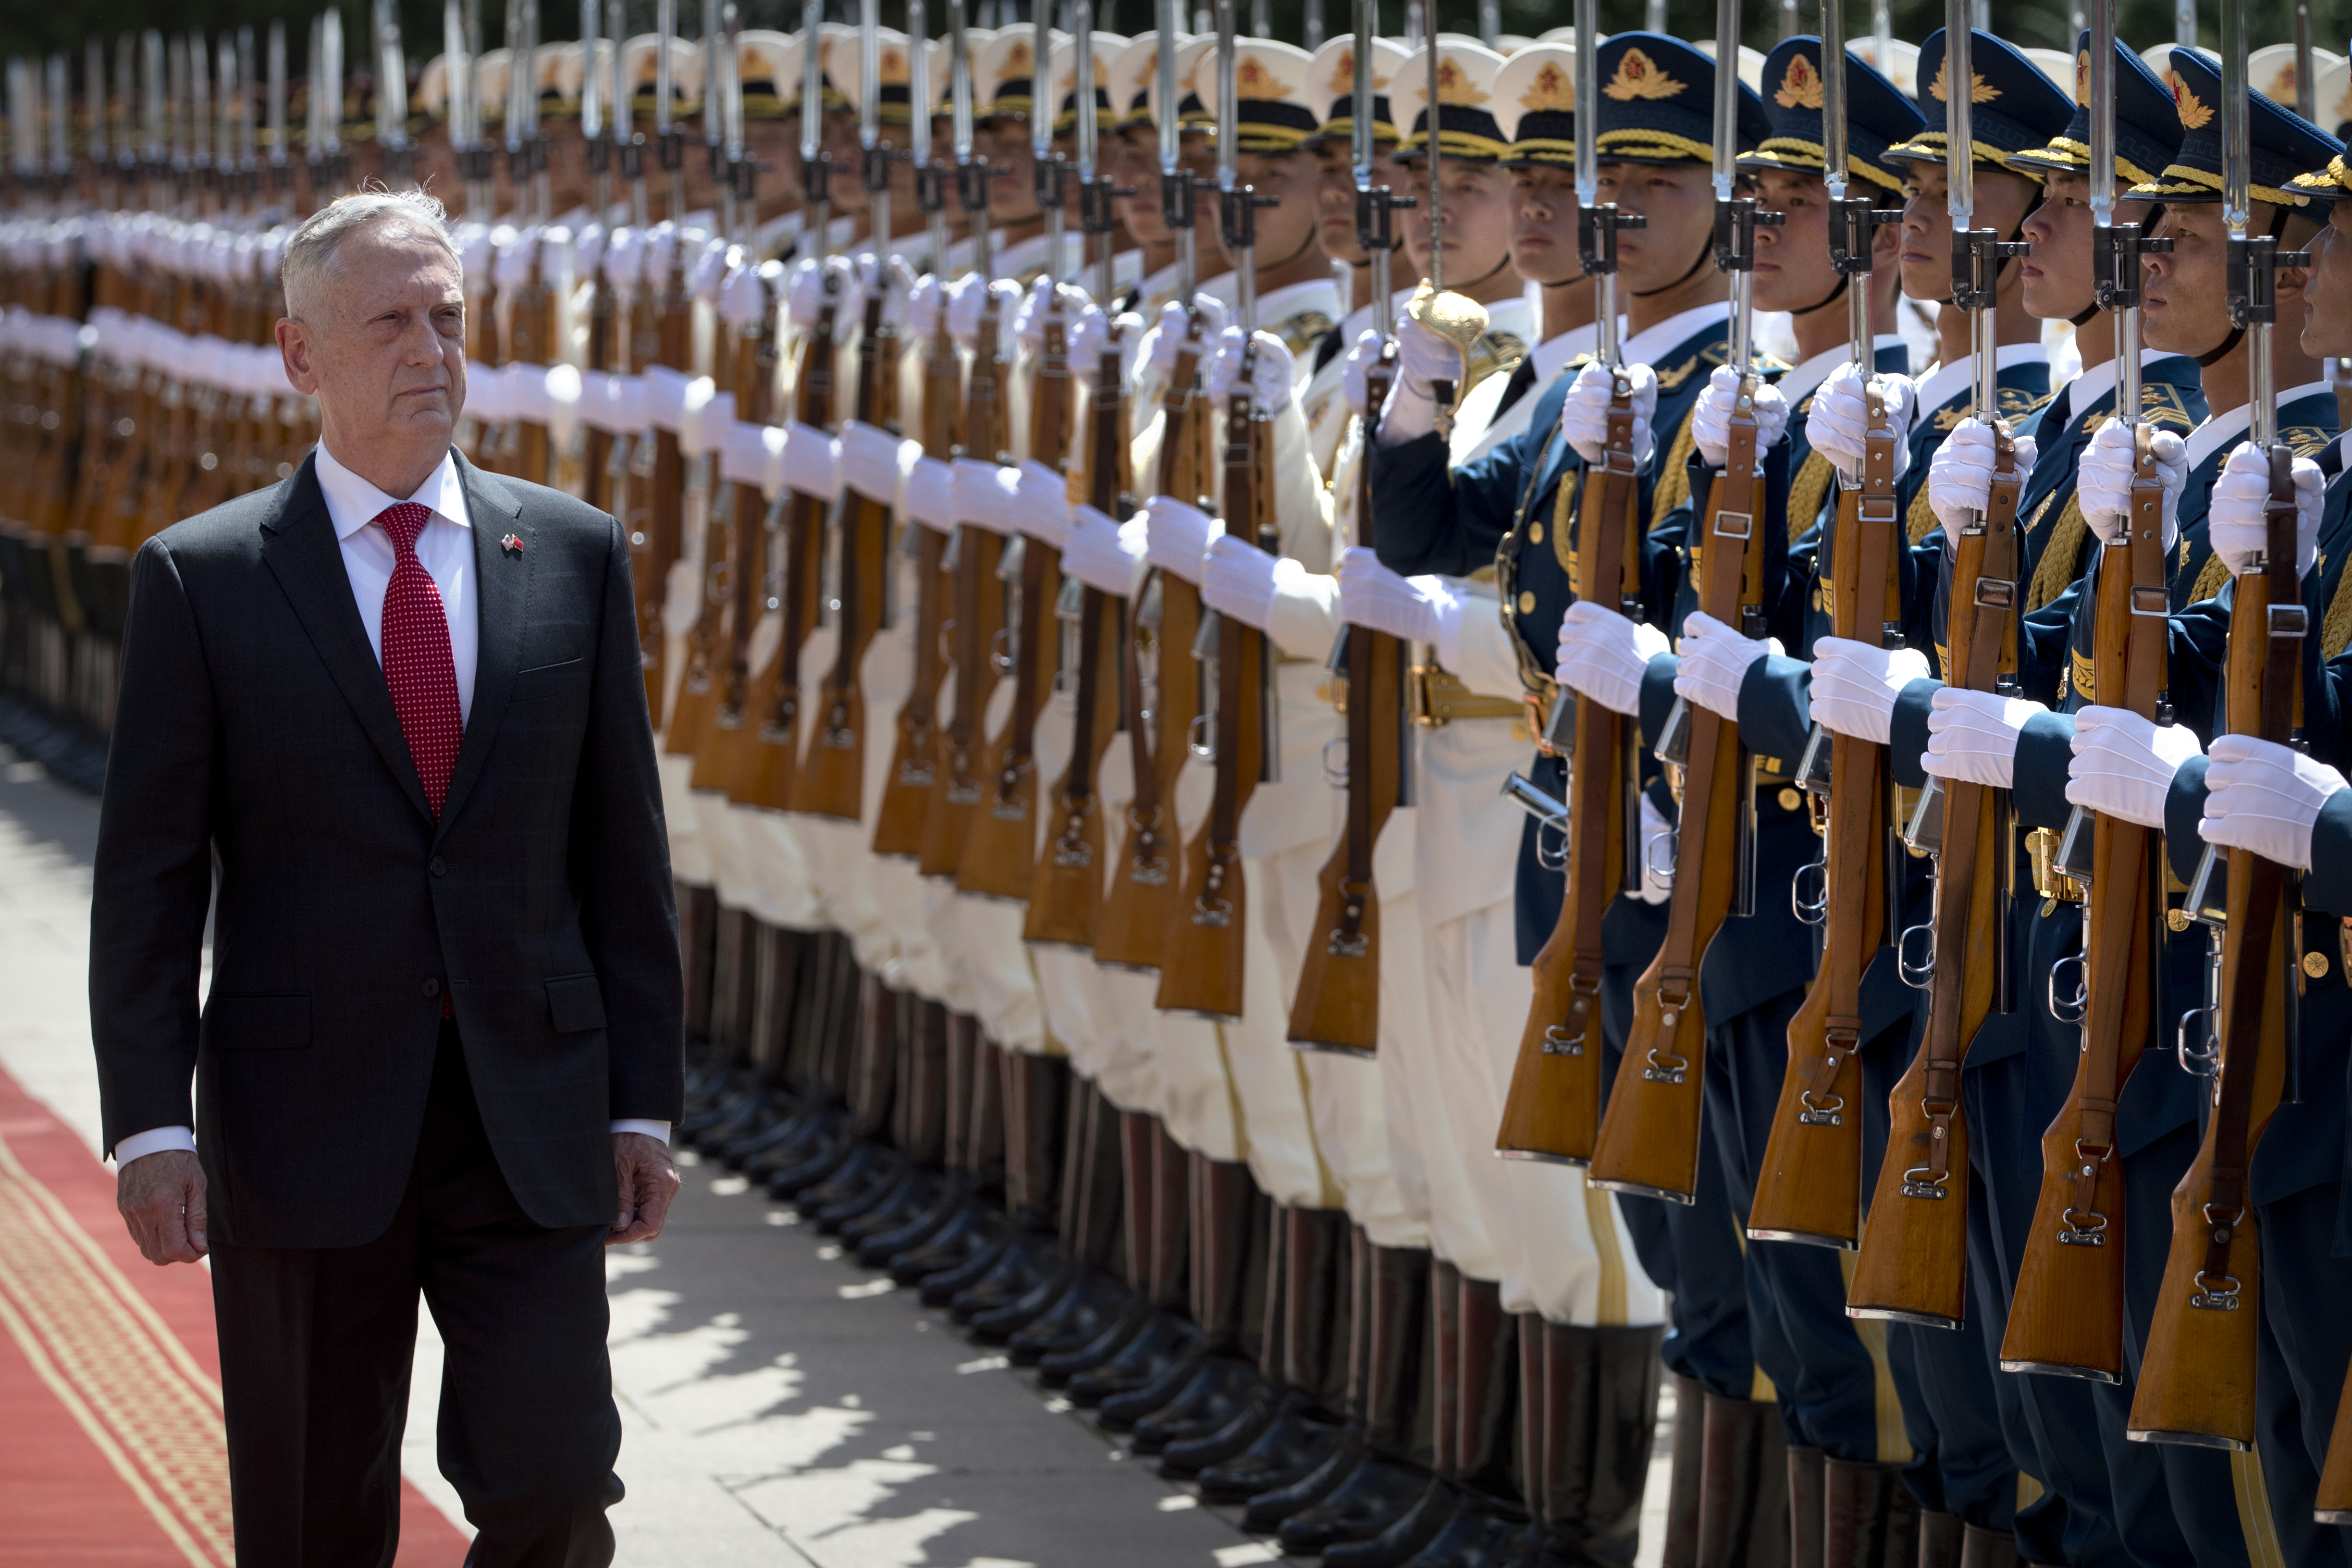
{"left": 2011, "top": 711, "right": 2077, "bottom": 831}
{"left": 113, "top": 1126, "right": 197, "bottom": 1165}
{"left": 2165, "top": 754, "right": 2213, "bottom": 890}
{"left": 1889, "top": 678, "right": 1942, "bottom": 788}
{"left": 611, "top": 1119, "right": 672, "bottom": 1144}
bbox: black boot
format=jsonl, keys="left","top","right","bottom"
{"left": 1104, "top": 1151, "right": 1263, "bottom": 1437}
{"left": 1954, "top": 1525, "right": 2015, "bottom": 1568}
{"left": 1397, "top": 1273, "right": 1529, "bottom": 1567}
{"left": 1010, "top": 1087, "right": 1136, "bottom": 1365}
{"left": 1041, "top": 1108, "right": 1176, "bottom": 1389}
{"left": 1823, "top": 1458, "right": 1919, "bottom": 1568}
{"left": 1916, "top": 1512, "right": 1963, "bottom": 1568}
{"left": 1162, "top": 1193, "right": 1290, "bottom": 1478}
{"left": 1279, "top": 1242, "right": 1434, "bottom": 1555}
{"left": 1661, "top": 1375, "right": 1705, "bottom": 1568}
{"left": 1196, "top": 1386, "right": 1347, "bottom": 1505}
{"left": 1397, "top": 1493, "right": 1528, "bottom": 1567}
{"left": 1323, "top": 1480, "right": 1461, "bottom": 1568}
{"left": 1789, "top": 1449, "right": 1827, "bottom": 1568}
{"left": 1558, "top": 1323, "right": 1666, "bottom": 1568}
{"left": 1126, "top": 1351, "right": 1262, "bottom": 1452}
{"left": 1695, "top": 1392, "right": 1791, "bottom": 1568}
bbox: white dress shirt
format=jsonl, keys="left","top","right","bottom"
{"left": 114, "top": 441, "right": 668, "bottom": 1166}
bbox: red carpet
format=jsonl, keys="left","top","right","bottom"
{"left": 0, "top": 1064, "right": 473, "bottom": 1566}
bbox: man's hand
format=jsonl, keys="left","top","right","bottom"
{"left": 609, "top": 1131, "right": 681, "bottom": 1246}
{"left": 118, "top": 1149, "right": 207, "bottom": 1264}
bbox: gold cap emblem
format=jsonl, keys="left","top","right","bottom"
{"left": 2170, "top": 71, "right": 2213, "bottom": 130}
{"left": 1929, "top": 56, "right": 2000, "bottom": 104}
{"left": 1775, "top": 53, "right": 1823, "bottom": 109}
{"left": 1521, "top": 61, "right": 1575, "bottom": 113}
{"left": 1604, "top": 47, "right": 1684, "bottom": 102}
{"left": 1434, "top": 56, "right": 1489, "bottom": 106}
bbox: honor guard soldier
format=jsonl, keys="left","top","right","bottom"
{"left": 1299, "top": 31, "right": 1411, "bottom": 481}
{"left": 1102, "top": 30, "right": 1214, "bottom": 318}
{"left": 1372, "top": 29, "right": 1775, "bottom": 1558}
{"left": 971, "top": 28, "right": 1083, "bottom": 284}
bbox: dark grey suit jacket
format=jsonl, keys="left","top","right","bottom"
{"left": 89, "top": 449, "right": 683, "bottom": 1250}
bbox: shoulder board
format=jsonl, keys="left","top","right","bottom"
{"left": 1996, "top": 385, "right": 2052, "bottom": 418}
{"left": 1931, "top": 405, "right": 1970, "bottom": 433}
{"left": 2139, "top": 382, "right": 2197, "bottom": 427}
{"left": 1755, "top": 353, "right": 1792, "bottom": 380}
{"left": 1654, "top": 355, "right": 1702, "bottom": 391}
{"left": 1275, "top": 310, "right": 1338, "bottom": 361}
{"left": 2286, "top": 425, "right": 2336, "bottom": 460}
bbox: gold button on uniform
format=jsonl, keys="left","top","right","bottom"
{"left": 1530, "top": 522, "right": 1545, "bottom": 545}
{"left": 1777, "top": 787, "right": 1803, "bottom": 812}
{"left": 2304, "top": 950, "right": 2331, "bottom": 980}
{"left": 1519, "top": 590, "right": 1537, "bottom": 614}
{"left": 2166, "top": 908, "right": 2191, "bottom": 932}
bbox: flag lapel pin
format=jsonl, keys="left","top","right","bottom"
{"left": 501, "top": 533, "right": 523, "bottom": 557}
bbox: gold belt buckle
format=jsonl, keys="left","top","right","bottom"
{"left": 2026, "top": 826, "right": 2085, "bottom": 909}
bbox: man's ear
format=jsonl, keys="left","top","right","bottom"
{"left": 275, "top": 317, "right": 317, "bottom": 397}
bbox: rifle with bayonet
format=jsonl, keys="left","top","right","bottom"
{"left": 801, "top": 0, "right": 904, "bottom": 822}
{"left": 642, "top": 0, "right": 695, "bottom": 725}
{"left": 2128, "top": 19, "right": 2306, "bottom": 1447}
{"left": 581, "top": 0, "right": 621, "bottom": 516}
{"left": 874, "top": 0, "right": 956, "bottom": 858}
{"left": 1092, "top": 8, "right": 1209, "bottom": 973}
{"left": 2000, "top": 2, "right": 2176, "bottom": 1377}
{"left": 1026, "top": 1, "right": 1126, "bottom": 947}
{"left": 1156, "top": 0, "right": 1275, "bottom": 1020}
{"left": 1497, "top": 1, "right": 1649, "bottom": 1160}
{"left": 740, "top": 1, "right": 841, "bottom": 815}
{"left": 1747, "top": 14, "right": 1909, "bottom": 1248}
{"left": 918, "top": 0, "right": 1011, "bottom": 879}
{"left": 1848, "top": 9, "right": 2026, "bottom": 1326}
{"left": 1289, "top": 0, "right": 1406, "bottom": 1054}
{"left": 1588, "top": 0, "right": 1780, "bottom": 1204}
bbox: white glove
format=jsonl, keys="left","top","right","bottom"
{"left": 1200, "top": 533, "right": 1300, "bottom": 632}
{"left": 1806, "top": 363, "right": 1917, "bottom": 484}
{"left": 719, "top": 262, "right": 772, "bottom": 330}
{"left": 1337, "top": 546, "right": 1460, "bottom": 646}
{"left": 1013, "top": 277, "right": 1089, "bottom": 355}
{"left": 1143, "top": 495, "right": 1217, "bottom": 582}
{"left": 1636, "top": 791, "right": 1674, "bottom": 904}
{"left": 839, "top": 419, "right": 909, "bottom": 504}
{"left": 1062, "top": 504, "right": 1148, "bottom": 595}
{"left": 1207, "top": 327, "right": 1297, "bottom": 416}
{"left": 1922, "top": 686, "right": 2047, "bottom": 789}
{"left": 1692, "top": 365, "right": 1791, "bottom": 467}
{"left": 2208, "top": 442, "right": 2325, "bottom": 581}
{"left": 1147, "top": 295, "right": 1229, "bottom": 383}
{"left": 1012, "top": 459, "right": 1070, "bottom": 548}
{"left": 856, "top": 252, "right": 919, "bottom": 332}
{"left": 1374, "top": 313, "right": 1467, "bottom": 445}
{"left": 1555, "top": 599, "right": 1670, "bottom": 715}
{"left": 782, "top": 419, "right": 841, "bottom": 499}
{"left": 1673, "top": 611, "right": 1777, "bottom": 722}
{"left": 1560, "top": 361, "right": 1657, "bottom": 467}
{"left": 1341, "top": 329, "right": 1385, "bottom": 418}
{"left": 952, "top": 455, "right": 1016, "bottom": 533}
{"left": 948, "top": 275, "right": 1022, "bottom": 350}
{"left": 1807, "top": 636, "right": 1934, "bottom": 744}
{"left": 1926, "top": 419, "right": 2039, "bottom": 541}
{"left": 907, "top": 271, "right": 947, "bottom": 341}
{"left": 2065, "top": 705, "right": 2203, "bottom": 831}
{"left": 904, "top": 453, "right": 957, "bottom": 534}
{"left": 1067, "top": 304, "right": 1130, "bottom": 375}
{"left": 2077, "top": 419, "right": 2186, "bottom": 551}
{"left": 787, "top": 254, "right": 860, "bottom": 336}
{"left": 2201, "top": 732, "right": 2351, "bottom": 871}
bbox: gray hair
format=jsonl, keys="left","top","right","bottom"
{"left": 279, "top": 189, "right": 461, "bottom": 318}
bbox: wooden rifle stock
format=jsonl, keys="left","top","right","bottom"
{"left": 645, "top": 245, "right": 694, "bottom": 725}
{"left": 2001, "top": 434, "right": 2170, "bottom": 1379}
{"left": 626, "top": 270, "right": 667, "bottom": 720}
{"left": 1587, "top": 385, "right": 1771, "bottom": 1202}
{"left": 1155, "top": 356, "right": 1268, "bottom": 1019}
{"left": 2128, "top": 446, "right": 2302, "bottom": 1449}
{"left": 506, "top": 246, "right": 556, "bottom": 487}
{"left": 1498, "top": 368, "right": 1645, "bottom": 1163}
{"left": 735, "top": 286, "right": 842, "bottom": 813}
{"left": 1747, "top": 397, "right": 1905, "bottom": 1244}
{"left": 957, "top": 295, "right": 1074, "bottom": 900}
{"left": 1093, "top": 322, "right": 1211, "bottom": 972}
{"left": 797, "top": 289, "right": 902, "bottom": 822}
{"left": 692, "top": 277, "right": 782, "bottom": 796}
{"left": 582, "top": 247, "right": 619, "bottom": 514}
{"left": 917, "top": 300, "right": 1011, "bottom": 878}
{"left": 1848, "top": 431, "right": 2024, "bottom": 1327}
{"left": 873, "top": 314, "right": 967, "bottom": 858}
{"left": 1026, "top": 332, "right": 1133, "bottom": 946}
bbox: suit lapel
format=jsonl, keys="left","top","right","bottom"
{"left": 434, "top": 452, "right": 527, "bottom": 839}
{"left": 258, "top": 454, "right": 436, "bottom": 825}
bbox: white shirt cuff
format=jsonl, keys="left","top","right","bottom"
{"left": 611, "top": 1119, "right": 672, "bottom": 1144}
{"left": 113, "top": 1125, "right": 198, "bottom": 1165}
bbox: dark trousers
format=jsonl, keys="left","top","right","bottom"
{"left": 211, "top": 1025, "right": 623, "bottom": 1567}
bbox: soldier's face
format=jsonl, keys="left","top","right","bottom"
{"left": 1750, "top": 168, "right": 1841, "bottom": 316}
{"left": 1898, "top": 163, "right": 2037, "bottom": 303}
{"left": 823, "top": 109, "right": 868, "bottom": 214}
{"left": 2017, "top": 172, "right": 2152, "bottom": 323}
{"left": 2140, "top": 202, "right": 2231, "bottom": 356}
{"left": 1397, "top": 158, "right": 1513, "bottom": 290}
{"left": 2302, "top": 202, "right": 2352, "bottom": 357}
{"left": 1593, "top": 161, "right": 1714, "bottom": 295}
{"left": 1509, "top": 165, "right": 1582, "bottom": 287}
{"left": 1217, "top": 150, "right": 1323, "bottom": 271}
{"left": 1313, "top": 142, "right": 1410, "bottom": 268}
{"left": 1112, "top": 125, "right": 1170, "bottom": 244}
{"left": 747, "top": 119, "right": 801, "bottom": 212}
{"left": 976, "top": 118, "right": 1041, "bottom": 223}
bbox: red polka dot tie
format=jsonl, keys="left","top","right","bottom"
{"left": 374, "top": 502, "right": 464, "bottom": 818}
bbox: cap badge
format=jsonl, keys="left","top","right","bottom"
{"left": 1929, "top": 58, "right": 1999, "bottom": 104}
{"left": 1605, "top": 48, "right": 1684, "bottom": 102}
{"left": 1521, "top": 62, "right": 1576, "bottom": 113}
{"left": 2169, "top": 72, "right": 2213, "bottom": 130}
{"left": 1435, "top": 58, "right": 1489, "bottom": 106}
{"left": 1776, "top": 54, "right": 1824, "bottom": 110}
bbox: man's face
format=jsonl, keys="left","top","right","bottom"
{"left": 1396, "top": 157, "right": 1514, "bottom": 288}
{"left": 1750, "top": 167, "right": 1842, "bottom": 314}
{"left": 1112, "top": 124, "right": 1171, "bottom": 245}
{"left": 1899, "top": 162, "right": 2039, "bottom": 302}
{"left": 278, "top": 223, "right": 467, "bottom": 455}
{"left": 1312, "top": 141, "right": 1410, "bottom": 268}
{"left": 1509, "top": 164, "right": 1583, "bottom": 287}
{"left": 1212, "top": 149, "right": 1322, "bottom": 271}
{"left": 975, "top": 117, "right": 1041, "bottom": 223}
{"left": 2142, "top": 201, "right": 2234, "bottom": 356}
{"left": 2016, "top": 171, "right": 2156, "bottom": 322}
{"left": 1593, "top": 160, "right": 1715, "bottom": 295}
{"left": 822, "top": 108, "right": 868, "bottom": 215}
{"left": 2302, "top": 202, "right": 2352, "bottom": 356}
{"left": 746, "top": 119, "right": 802, "bottom": 213}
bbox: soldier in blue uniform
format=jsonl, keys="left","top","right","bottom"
{"left": 1912, "top": 60, "right": 2342, "bottom": 1568}
{"left": 1366, "top": 32, "right": 1787, "bottom": 1554}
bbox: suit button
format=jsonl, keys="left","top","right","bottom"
{"left": 430, "top": 856, "right": 447, "bottom": 877}
{"left": 1518, "top": 590, "right": 1537, "bottom": 614}
{"left": 423, "top": 978, "right": 441, "bottom": 998}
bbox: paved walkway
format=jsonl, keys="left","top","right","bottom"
{"left": 0, "top": 737, "right": 1680, "bottom": 1566}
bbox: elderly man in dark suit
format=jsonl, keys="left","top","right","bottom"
{"left": 90, "top": 188, "right": 683, "bottom": 1566}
